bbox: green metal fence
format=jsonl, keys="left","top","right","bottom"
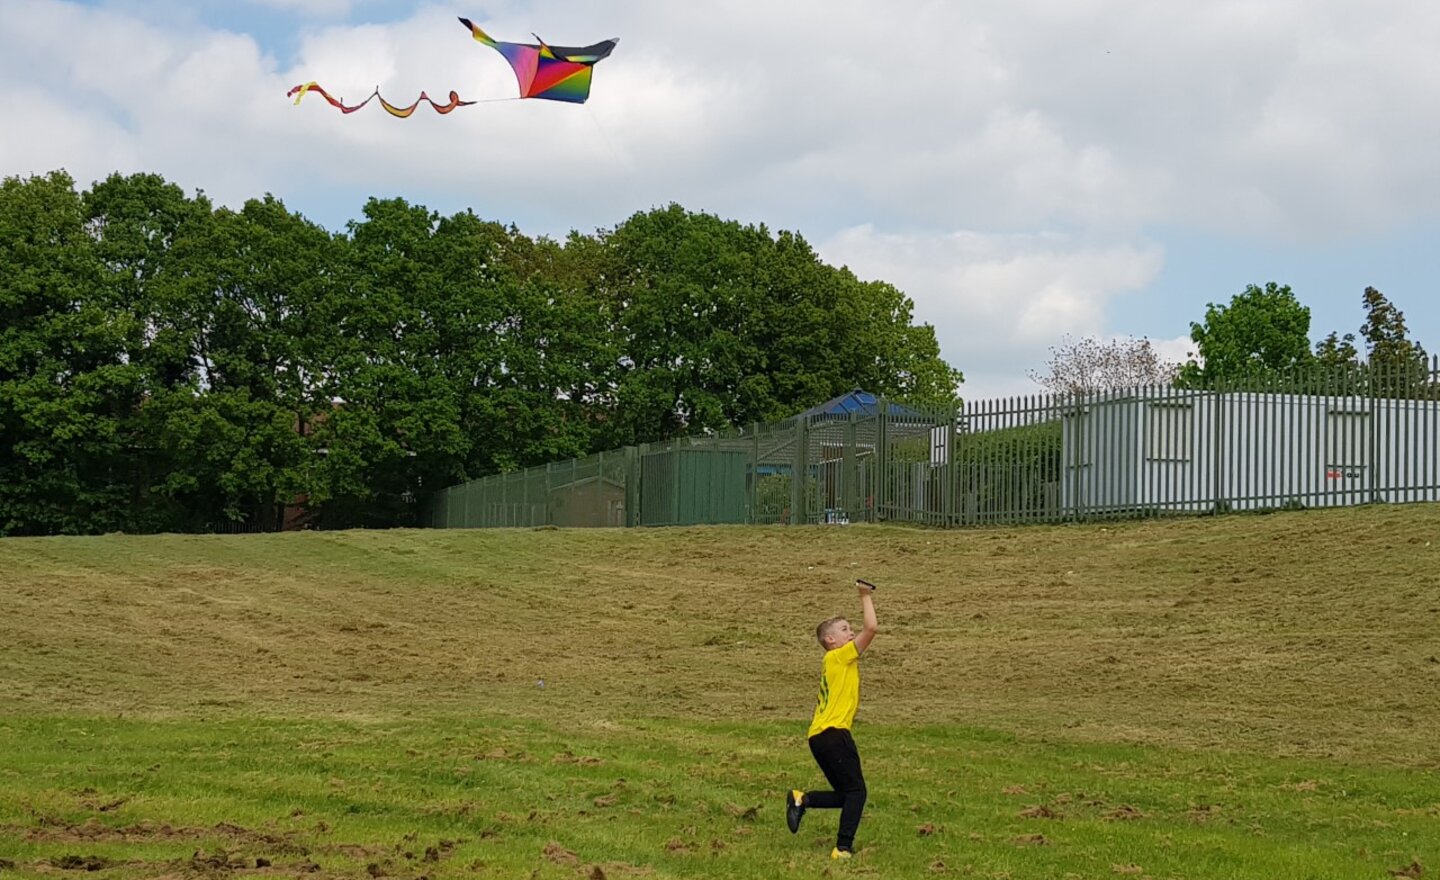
{"left": 427, "top": 358, "right": 1440, "bottom": 529}
{"left": 431, "top": 448, "right": 636, "bottom": 529}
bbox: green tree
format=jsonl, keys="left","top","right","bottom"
{"left": 81, "top": 172, "right": 217, "bottom": 531}
{"left": 1309, "top": 287, "right": 1432, "bottom": 398}
{"left": 299, "top": 197, "right": 451, "bottom": 528}
{"left": 1359, "top": 286, "right": 1426, "bottom": 366}
{"left": 468, "top": 225, "right": 614, "bottom": 471}
{"left": 2, "top": 174, "right": 969, "bottom": 533}
{"left": 1, "top": 173, "right": 325, "bottom": 535}
{"left": 311, "top": 198, "right": 600, "bottom": 527}
{"left": 150, "top": 194, "right": 332, "bottom": 529}
{"left": 589, "top": 204, "right": 960, "bottom": 446}
{"left": 1314, "top": 331, "right": 1360, "bottom": 367}
{"left": 1309, "top": 330, "right": 1367, "bottom": 396}
{"left": 1179, "top": 282, "right": 1314, "bottom": 387}
{"left": 1357, "top": 286, "right": 1431, "bottom": 398}
{"left": 0, "top": 171, "right": 208, "bottom": 535}
{"left": 0, "top": 171, "right": 113, "bottom": 535}
{"left": 831, "top": 270, "right": 962, "bottom": 409}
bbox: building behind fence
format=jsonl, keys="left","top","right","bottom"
{"left": 426, "top": 360, "right": 1440, "bottom": 529}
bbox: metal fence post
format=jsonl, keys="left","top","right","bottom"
{"left": 1211, "top": 379, "right": 1223, "bottom": 514}
{"left": 792, "top": 417, "right": 809, "bottom": 525}
{"left": 750, "top": 424, "right": 761, "bottom": 524}
{"left": 840, "top": 413, "right": 854, "bottom": 522}
{"left": 632, "top": 443, "right": 646, "bottom": 527}
{"left": 943, "top": 404, "right": 957, "bottom": 526}
{"left": 875, "top": 400, "right": 890, "bottom": 522}
{"left": 544, "top": 461, "right": 554, "bottom": 527}
{"left": 1370, "top": 363, "right": 1383, "bottom": 504}
{"left": 623, "top": 445, "right": 638, "bottom": 527}
{"left": 1067, "top": 396, "right": 1083, "bottom": 522}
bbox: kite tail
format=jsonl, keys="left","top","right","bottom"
{"left": 376, "top": 90, "right": 475, "bottom": 117}
{"left": 289, "top": 83, "right": 475, "bottom": 116}
{"left": 458, "top": 17, "right": 497, "bottom": 46}
{"left": 288, "top": 82, "right": 376, "bottom": 114}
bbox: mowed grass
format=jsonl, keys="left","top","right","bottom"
{"left": 1, "top": 505, "right": 1439, "bottom": 878}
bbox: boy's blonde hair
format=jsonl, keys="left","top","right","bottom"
{"left": 816, "top": 616, "right": 847, "bottom": 647}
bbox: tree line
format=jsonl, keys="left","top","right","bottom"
{"left": 1, "top": 171, "right": 961, "bottom": 536}
{"left": 1031, "top": 282, "right": 1433, "bottom": 397}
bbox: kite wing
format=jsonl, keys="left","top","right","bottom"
{"left": 288, "top": 82, "right": 475, "bottom": 116}
{"left": 458, "top": 17, "right": 617, "bottom": 104}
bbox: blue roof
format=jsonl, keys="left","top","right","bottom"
{"left": 795, "top": 389, "right": 925, "bottom": 420}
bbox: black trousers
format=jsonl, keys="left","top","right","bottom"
{"left": 806, "top": 726, "right": 867, "bottom": 850}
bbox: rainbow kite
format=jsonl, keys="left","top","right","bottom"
{"left": 458, "top": 18, "right": 618, "bottom": 104}
{"left": 288, "top": 18, "right": 618, "bottom": 117}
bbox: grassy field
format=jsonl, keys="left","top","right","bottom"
{"left": 2, "top": 505, "right": 1439, "bottom": 878}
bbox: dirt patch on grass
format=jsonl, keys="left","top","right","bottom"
{"left": 45, "top": 854, "right": 116, "bottom": 872}
{"left": 543, "top": 841, "right": 580, "bottom": 865}
{"left": 317, "top": 843, "right": 388, "bottom": 859}
{"left": 1103, "top": 804, "right": 1147, "bottom": 822}
{"left": 553, "top": 750, "right": 604, "bottom": 766}
{"left": 17, "top": 819, "right": 309, "bottom": 854}
{"left": 587, "top": 864, "right": 654, "bottom": 878}
{"left": 1018, "top": 804, "right": 1061, "bottom": 819}
{"left": 27, "top": 851, "right": 321, "bottom": 875}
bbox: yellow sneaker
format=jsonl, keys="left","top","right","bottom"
{"left": 831, "top": 848, "right": 852, "bottom": 860}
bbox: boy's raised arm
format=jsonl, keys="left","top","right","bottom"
{"left": 853, "top": 581, "right": 878, "bottom": 654}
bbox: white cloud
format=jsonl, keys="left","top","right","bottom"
{"left": 817, "top": 225, "right": 1165, "bottom": 400}
{"left": 3, "top": 0, "right": 1439, "bottom": 393}
{"left": 1149, "top": 334, "right": 1197, "bottom": 369}
{"left": 0, "top": 86, "right": 139, "bottom": 178}
{"left": 243, "top": 0, "right": 355, "bottom": 16}
{"left": 8, "top": 0, "right": 1439, "bottom": 237}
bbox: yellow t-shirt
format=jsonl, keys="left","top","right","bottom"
{"left": 808, "top": 641, "right": 860, "bottom": 738}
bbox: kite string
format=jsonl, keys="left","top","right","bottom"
{"left": 583, "top": 103, "right": 628, "bottom": 168}
{"left": 583, "top": 103, "right": 651, "bottom": 217}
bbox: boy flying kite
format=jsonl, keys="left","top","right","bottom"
{"left": 786, "top": 579, "right": 878, "bottom": 860}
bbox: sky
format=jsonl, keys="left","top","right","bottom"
{"left": 3, "top": 0, "right": 1438, "bottom": 401}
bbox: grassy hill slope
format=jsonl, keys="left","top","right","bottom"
{"left": 4, "top": 509, "right": 1440, "bottom": 878}
{"left": 3, "top": 505, "right": 1438, "bottom": 763}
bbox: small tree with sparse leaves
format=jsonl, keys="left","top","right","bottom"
{"left": 1029, "top": 335, "right": 1181, "bottom": 397}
